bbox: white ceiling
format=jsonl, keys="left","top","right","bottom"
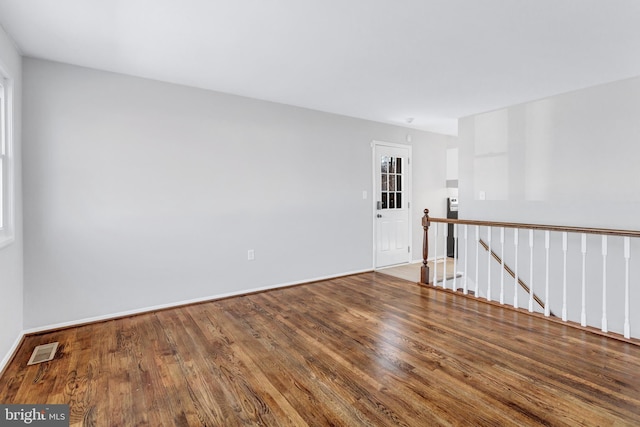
{"left": 1, "top": 0, "right": 640, "bottom": 135}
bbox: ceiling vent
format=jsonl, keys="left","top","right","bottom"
{"left": 27, "top": 342, "right": 59, "bottom": 365}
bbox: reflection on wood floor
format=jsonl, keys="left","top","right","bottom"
{"left": 1, "top": 272, "right": 639, "bottom": 426}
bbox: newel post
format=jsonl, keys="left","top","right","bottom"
{"left": 420, "top": 209, "right": 431, "bottom": 284}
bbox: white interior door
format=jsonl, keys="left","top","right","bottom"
{"left": 374, "top": 143, "right": 411, "bottom": 268}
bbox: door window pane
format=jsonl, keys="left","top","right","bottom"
{"left": 381, "top": 156, "right": 390, "bottom": 173}
{"left": 380, "top": 155, "right": 404, "bottom": 210}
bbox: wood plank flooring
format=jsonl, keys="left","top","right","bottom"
{"left": 378, "top": 258, "right": 457, "bottom": 283}
{"left": 1, "top": 272, "right": 639, "bottom": 426}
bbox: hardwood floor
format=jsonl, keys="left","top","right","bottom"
{"left": 1, "top": 272, "right": 639, "bottom": 426}
{"left": 378, "top": 258, "right": 457, "bottom": 283}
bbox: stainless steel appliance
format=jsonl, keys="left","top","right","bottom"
{"left": 447, "top": 197, "right": 458, "bottom": 258}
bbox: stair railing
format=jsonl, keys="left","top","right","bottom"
{"left": 477, "top": 237, "right": 550, "bottom": 315}
{"left": 421, "top": 209, "right": 640, "bottom": 341}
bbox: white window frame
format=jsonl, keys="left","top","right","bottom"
{"left": 0, "top": 67, "right": 15, "bottom": 249}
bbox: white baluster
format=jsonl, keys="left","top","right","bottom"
{"left": 453, "top": 223, "right": 458, "bottom": 292}
{"left": 562, "top": 232, "right": 568, "bottom": 322}
{"left": 443, "top": 223, "right": 448, "bottom": 288}
{"left": 581, "top": 234, "right": 587, "bottom": 327}
{"left": 601, "top": 235, "right": 608, "bottom": 333}
{"left": 544, "top": 231, "right": 550, "bottom": 317}
{"left": 624, "top": 237, "right": 631, "bottom": 339}
{"left": 529, "top": 229, "right": 534, "bottom": 313}
{"left": 433, "top": 223, "right": 438, "bottom": 285}
{"left": 487, "top": 226, "right": 492, "bottom": 301}
{"left": 500, "top": 228, "right": 505, "bottom": 304}
{"left": 475, "top": 225, "right": 480, "bottom": 296}
{"left": 514, "top": 229, "right": 519, "bottom": 308}
{"left": 463, "top": 225, "right": 469, "bottom": 295}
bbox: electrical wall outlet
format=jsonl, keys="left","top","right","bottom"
{"left": 247, "top": 249, "right": 255, "bottom": 261}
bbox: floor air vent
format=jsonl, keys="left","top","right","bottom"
{"left": 27, "top": 342, "right": 59, "bottom": 365}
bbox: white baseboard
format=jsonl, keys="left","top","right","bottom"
{"left": 22, "top": 268, "right": 373, "bottom": 336}
{"left": 0, "top": 332, "right": 25, "bottom": 375}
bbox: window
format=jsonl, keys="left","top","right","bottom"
{"left": 380, "top": 156, "right": 403, "bottom": 209}
{"left": 0, "top": 73, "right": 14, "bottom": 248}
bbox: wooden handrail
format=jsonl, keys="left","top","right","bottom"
{"left": 419, "top": 208, "right": 549, "bottom": 312}
{"left": 428, "top": 217, "right": 640, "bottom": 238}
{"left": 421, "top": 209, "right": 639, "bottom": 341}
{"left": 478, "top": 238, "right": 551, "bottom": 316}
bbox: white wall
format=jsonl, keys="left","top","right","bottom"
{"left": 459, "top": 76, "right": 640, "bottom": 228}
{"left": 458, "top": 76, "right": 640, "bottom": 337}
{"left": 0, "top": 26, "right": 23, "bottom": 370}
{"left": 22, "top": 58, "right": 448, "bottom": 329}
{"left": 411, "top": 133, "right": 453, "bottom": 261}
